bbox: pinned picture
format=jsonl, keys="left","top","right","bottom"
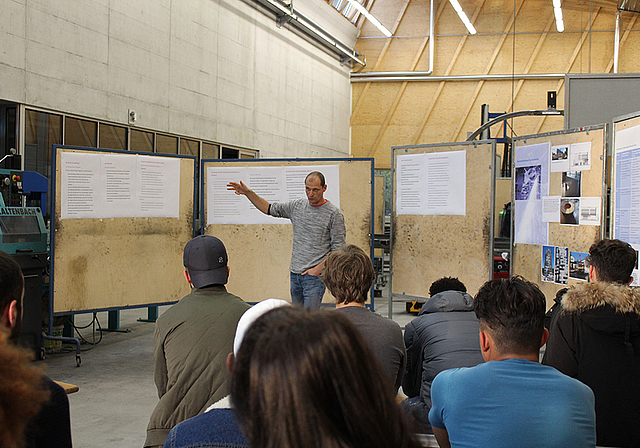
{"left": 560, "top": 198, "right": 580, "bottom": 225}
{"left": 551, "top": 145, "right": 570, "bottom": 172}
{"left": 562, "top": 171, "right": 581, "bottom": 198}
{"left": 542, "top": 245, "right": 555, "bottom": 283}
{"left": 569, "top": 251, "right": 590, "bottom": 281}
{"left": 515, "top": 165, "right": 542, "bottom": 201}
{"left": 555, "top": 246, "right": 569, "bottom": 285}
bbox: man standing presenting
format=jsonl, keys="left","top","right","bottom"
{"left": 145, "top": 235, "right": 250, "bottom": 448}
{"left": 228, "top": 171, "right": 345, "bottom": 309}
{"left": 429, "top": 277, "right": 595, "bottom": 448}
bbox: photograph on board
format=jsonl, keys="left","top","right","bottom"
{"left": 542, "top": 245, "right": 555, "bottom": 283}
{"left": 569, "top": 251, "right": 590, "bottom": 281}
{"left": 555, "top": 246, "right": 569, "bottom": 285}
{"left": 561, "top": 171, "right": 581, "bottom": 198}
{"left": 515, "top": 165, "right": 542, "bottom": 201}
{"left": 560, "top": 198, "right": 580, "bottom": 225}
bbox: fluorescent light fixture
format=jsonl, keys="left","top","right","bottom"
{"left": 345, "top": 0, "right": 393, "bottom": 37}
{"left": 449, "top": 0, "right": 476, "bottom": 34}
{"left": 553, "top": 0, "right": 564, "bottom": 32}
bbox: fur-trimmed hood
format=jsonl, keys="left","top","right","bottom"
{"left": 561, "top": 282, "right": 640, "bottom": 315}
{"left": 561, "top": 282, "right": 640, "bottom": 338}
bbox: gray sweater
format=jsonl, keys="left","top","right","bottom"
{"left": 270, "top": 198, "right": 345, "bottom": 273}
{"left": 336, "top": 306, "right": 406, "bottom": 390}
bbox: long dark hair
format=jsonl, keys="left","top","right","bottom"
{"left": 231, "top": 307, "right": 420, "bottom": 448}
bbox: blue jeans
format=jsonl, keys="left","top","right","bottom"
{"left": 290, "top": 272, "right": 326, "bottom": 309}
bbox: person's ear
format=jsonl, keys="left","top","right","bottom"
{"left": 540, "top": 327, "right": 549, "bottom": 347}
{"left": 4, "top": 300, "right": 19, "bottom": 329}
{"left": 629, "top": 276, "right": 634, "bottom": 286}
{"left": 589, "top": 265, "right": 597, "bottom": 283}
{"left": 322, "top": 185, "right": 327, "bottom": 193}
{"left": 226, "top": 353, "right": 235, "bottom": 373}
{"left": 479, "top": 330, "right": 490, "bottom": 353}
{"left": 184, "top": 270, "right": 193, "bottom": 287}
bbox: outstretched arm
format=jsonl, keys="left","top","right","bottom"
{"left": 227, "top": 181, "right": 270, "bottom": 215}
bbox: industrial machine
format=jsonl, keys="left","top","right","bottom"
{"left": 0, "top": 169, "right": 49, "bottom": 357}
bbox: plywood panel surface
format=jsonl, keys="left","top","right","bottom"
{"left": 512, "top": 128, "right": 605, "bottom": 307}
{"left": 52, "top": 148, "right": 195, "bottom": 313}
{"left": 203, "top": 159, "right": 373, "bottom": 304}
{"left": 392, "top": 142, "right": 495, "bottom": 298}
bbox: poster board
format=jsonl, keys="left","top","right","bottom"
{"left": 51, "top": 146, "right": 196, "bottom": 314}
{"left": 202, "top": 158, "right": 374, "bottom": 304}
{"left": 611, "top": 110, "right": 640, "bottom": 260}
{"left": 391, "top": 140, "right": 496, "bottom": 301}
{"left": 511, "top": 127, "right": 606, "bottom": 307}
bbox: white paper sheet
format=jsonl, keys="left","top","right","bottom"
{"left": 425, "top": 151, "right": 466, "bottom": 215}
{"left": 207, "top": 165, "right": 341, "bottom": 225}
{"left": 614, "top": 124, "right": 640, "bottom": 246}
{"left": 550, "top": 145, "right": 570, "bottom": 172}
{"left": 396, "top": 154, "right": 425, "bottom": 215}
{"left": 207, "top": 166, "right": 248, "bottom": 225}
{"left": 137, "top": 156, "right": 181, "bottom": 218}
{"left": 102, "top": 154, "right": 138, "bottom": 218}
{"left": 542, "top": 196, "right": 560, "bottom": 222}
{"left": 61, "top": 152, "right": 102, "bottom": 219}
{"left": 579, "top": 197, "right": 601, "bottom": 226}
{"left": 514, "top": 142, "right": 550, "bottom": 245}
{"left": 396, "top": 151, "right": 466, "bottom": 216}
{"left": 570, "top": 142, "right": 591, "bottom": 171}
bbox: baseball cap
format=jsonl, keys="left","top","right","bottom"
{"left": 183, "top": 235, "right": 229, "bottom": 288}
{"left": 233, "top": 299, "right": 290, "bottom": 355}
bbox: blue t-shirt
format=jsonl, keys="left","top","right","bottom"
{"left": 429, "top": 359, "right": 595, "bottom": 448}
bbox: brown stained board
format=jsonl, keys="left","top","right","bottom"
{"left": 392, "top": 142, "right": 495, "bottom": 298}
{"left": 53, "top": 148, "right": 195, "bottom": 313}
{"left": 203, "top": 160, "right": 373, "bottom": 304}
{"left": 374, "top": 175, "right": 385, "bottom": 234}
{"left": 512, "top": 128, "right": 605, "bottom": 308}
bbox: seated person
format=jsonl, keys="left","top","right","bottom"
{"left": 146, "top": 235, "right": 250, "bottom": 447}
{"left": 0, "top": 328, "right": 49, "bottom": 448}
{"left": 0, "top": 250, "right": 72, "bottom": 448}
{"left": 429, "top": 276, "right": 596, "bottom": 448}
{"left": 163, "top": 299, "right": 290, "bottom": 448}
{"left": 543, "top": 239, "right": 640, "bottom": 447}
{"left": 231, "top": 307, "right": 422, "bottom": 448}
{"left": 321, "top": 244, "right": 406, "bottom": 390}
{"left": 401, "top": 277, "right": 484, "bottom": 433}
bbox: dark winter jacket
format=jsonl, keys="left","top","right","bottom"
{"left": 401, "top": 290, "right": 484, "bottom": 432}
{"left": 543, "top": 282, "right": 640, "bottom": 448}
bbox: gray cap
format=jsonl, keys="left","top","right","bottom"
{"left": 183, "top": 235, "right": 228, "bottom": 288}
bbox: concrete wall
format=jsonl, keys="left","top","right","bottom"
{"left": 0, "top": 0, "right": 356, "bottom": 158}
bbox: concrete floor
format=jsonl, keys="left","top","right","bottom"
{"left": 37, "top": 299, "right": 419, "bottom": 448}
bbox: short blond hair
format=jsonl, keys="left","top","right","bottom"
{"left": 321, "top": 245, "right": 374, "bottom": 304}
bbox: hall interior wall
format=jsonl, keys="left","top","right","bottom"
{"left": 0, "top": 0, "right": 355, "bottom": 159}
{"left": 351, "top": 0, "right": 640, "bottom": 168}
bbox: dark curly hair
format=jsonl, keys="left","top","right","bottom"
{"left": 429, "top": 277, "right": 467, "bottom": 297}
{"left": 588, "top": 239, "right": 636, "bottom": 284}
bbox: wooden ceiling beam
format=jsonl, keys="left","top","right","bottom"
{"left": 534, "top": 7, "right": 601, "bottom": 133}
{"left": 450, "top": 0, "right": 527, "bottom": 141}
{"left": 411, "top": 0, "right": 486, "bottom": 144}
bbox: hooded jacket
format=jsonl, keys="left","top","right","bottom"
{"left": 401, "top": 290, "right": 484, "bottom": 432}
{"left": 543, "top": 282, "right": 640, "bottom": 448}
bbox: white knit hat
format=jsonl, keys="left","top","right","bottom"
{"left": 233, "top": 299, "right": 290, "bottom": 355}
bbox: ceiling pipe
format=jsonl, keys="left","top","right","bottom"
{"left": 248, "top": 0, "right": 365, "bottom": 66}
{"left": 351, "top": 0, "right": 434, "bottom": 80}
{"left": 351, "top": 73, "right": 566, "bottom": 83}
